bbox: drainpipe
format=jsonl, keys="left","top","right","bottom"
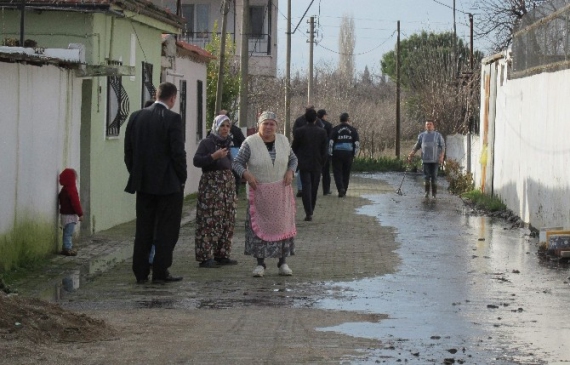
{"left": 20, "top": 0, "right": 25, "bottom": 45}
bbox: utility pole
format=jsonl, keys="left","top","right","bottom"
{"left": 307, "top": 16, "right": 315, "bottom": 106}
{"left": 466, "top": 13, "right": 474, "bottom": 173}
{"left": 396, "top": 20, "right": 401, "bottom": 159}
{"left": 176, "top": 0, "right": 181, "bottom": 41}
{"left": 238, "top": 0, "right": 249, "bottom": 128}
{"left": 453, "top": 0, "right": 457, "bottom": 68}
{"left": 284, "top": 0, "right": 292, "bottom": 139}
{"left": 215, "top": 0, "right": 230, "bottom": 115}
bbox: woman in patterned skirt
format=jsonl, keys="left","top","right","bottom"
{"left": 232, "top": 111, "right": 298, "bottom": 277}
{"left": 193, "top": 115, "right": 237, "bottom": 268}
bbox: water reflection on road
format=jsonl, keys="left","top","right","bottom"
{"left": 317, "top": 173, "right": 570, "bottom": 364}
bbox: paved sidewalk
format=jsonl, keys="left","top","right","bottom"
{"left": 8, "top": 201, "right": 198, "bottom": 300}
{"left": 10, "top": 174, "right": 403, "bottom": 300}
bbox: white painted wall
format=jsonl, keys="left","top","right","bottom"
{"left": 446, "top": 134, "right": 481, "bottom": 183}
{"left": 0, "top": 62, "right": 81, "bottom": 233}
{"left": 164, "top": 56, "right": 208, "bottom": 195}
{"left": 478, "top": 55, "right": 570, "bottom": 228}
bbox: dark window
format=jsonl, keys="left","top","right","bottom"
{"left": 107, "top": 76, "right": 130, "bottom": 137}
{"left": 141, "top": 62, "right": 156, "bottom": 108}
{"left": 181, "top": 4, "right": 209, "bottom": 38}
{"left": 249, "top": 6, "right": 264, "bottom": 39}
{"left": 179, "top": 80, "right": 187, "bottom": 143}
{"left": 181, "top": 4, "right": 194, "bottom": 37}
{"left": 197, "top": 80, "right": 203, "bottom": 140}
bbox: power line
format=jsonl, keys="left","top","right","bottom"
{"left": 431, "top": 0, "right": 471, "bottom": 15}
{"left": 317, "top": 30, "right": 397, "bottom": 56}
{"left": 292, "top": 0, "right": 316, "bottom": 34}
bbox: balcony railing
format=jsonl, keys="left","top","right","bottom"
{"left": 178, "top": 32, "right": 272, "bottom": 56}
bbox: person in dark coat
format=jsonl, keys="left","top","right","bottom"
{"left": 291, "top": 108, "right": 328, "bottom": 221}
{"left": 329, "top": 112, "right": 360, "bottom": 198}
{"left": 292, "top": 105, "right": 324, "bottom": 197}
{"left": 124, "top": 82, "right": 187, "bottom": 284}
{"left": 220, "top": 109, "right": 246, "bottom": 196}
{"left": 317, "top": 109, "right": 333, "bottom": 195}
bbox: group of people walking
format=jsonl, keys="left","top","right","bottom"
{"left": 120, "top": 81, "right": 444, "bottom": 283}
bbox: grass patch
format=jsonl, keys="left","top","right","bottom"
{"left": 462, "top": 190, "right": 507, "bottom": 212}
{"left": 352, "top": 156, "right": 420, "bottom": 172}
{"left": 0, "top": 218, "right": 57, "bottom": 274}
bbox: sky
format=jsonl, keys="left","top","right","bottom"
{"left": 275, "top": 0, "right": 490, "bottom": 75}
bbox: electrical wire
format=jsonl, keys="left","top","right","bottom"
{"left": 317, "top": 30, "right": 397, "bottom": 56}
{"left": 292, "top": 0, "right": 315, "bottom": 34}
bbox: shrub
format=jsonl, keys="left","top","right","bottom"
{"left": 444, "top": 159, "right": 473, "bottom": 194}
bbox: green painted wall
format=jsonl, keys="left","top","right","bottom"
{"left": 1, "top": 8, "right": 179, "bottom": 236}
{"left": 87, "top": 14, "right": 165, "bottom": 232}
{"left": 0, "top": 10, "right": 97, "bottom": 62}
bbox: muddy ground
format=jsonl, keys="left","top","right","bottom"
{"left": 3, "top": 172, "right": 564, "bottom": 364}
{"left": 1, "top": 176, "right": 403, "bottom": 365}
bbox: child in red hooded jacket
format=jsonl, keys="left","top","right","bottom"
{"left": 58, "top": 168, "right": 83, "bottom": 256}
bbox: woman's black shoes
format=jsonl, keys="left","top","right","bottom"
{"left": 215, "top": 257, "right": 238, "bottom": 265}
{"left": 199, "top": 259, "right": 221, "bottom": 268}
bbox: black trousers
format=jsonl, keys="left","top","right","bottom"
{"left": 133, "top": 191, "right": 183, "bottom": 281}
{"left": 321, "top": 155, "right": 331, "bottom": 194}
{"left": 299, "top": 170, "right": 321, "bottom": 217}
{"left": 332, "top": 151, "right": 354, "bottom": 193}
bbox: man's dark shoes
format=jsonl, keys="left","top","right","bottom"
{"left": 152, "top": 273, "right": 183, "bottom": 283}
{"left": 296, "top": 190, "right": 303, "bottom": 197}
{"left": 338, "top": 189, "right": 346, "bottom": 198}
{"left": 199, "top": 258, "right": 221, "bottom": 268}
{"left": 304, "top": 215, "right": 313, "bottom": 221}
{"left": 323, "top": 191, "right": 332, "bottom": 195}
{"left": 136, "top": 278, "right": 149, "bottom": 284}
{"left": 214, "top": 257, "right": 238, "bottom": 265}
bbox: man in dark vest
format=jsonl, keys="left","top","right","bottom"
{"left": 329, "top": 112, "right": 360, "bottom": 198}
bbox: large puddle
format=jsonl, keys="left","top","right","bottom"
{"left": 316, "top": 173, "right": 570, "bottom": 364}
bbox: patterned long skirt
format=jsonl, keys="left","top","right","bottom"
{"left": 244, "top": 202, "right": 295, "bottom": 259}
{"left": 195, "top": 170, "right": 236, "bottom": 262}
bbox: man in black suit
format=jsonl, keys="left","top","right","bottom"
{"left": 124, "top": 82, "right": 187, "bottom": 284}
{"left": 291, "top": 108, "right": 328, "bottom": 222}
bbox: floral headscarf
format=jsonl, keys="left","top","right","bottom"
{"left": 212, "top": 114, "right": 230, "bottom": 137}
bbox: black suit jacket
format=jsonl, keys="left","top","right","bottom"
{"left": 291, "top": 123, "right": 328, "bottom": 172}
{"left": 293, "top": 115, "right": 324, "bottom": 132}
{"left": 124, "top": 103, "right": 187, "bottom": 195}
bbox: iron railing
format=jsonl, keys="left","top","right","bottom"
{"left": 512, "top": 0, "right": 570, "bottom": 78}
{"left": 178, "top": 32, "right": 272, "bottom": 56}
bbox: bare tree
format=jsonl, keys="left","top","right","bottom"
{"left": 473, "top": 0, "right": 549, "bottom": 51}
{"left": 338, "top": 14, "right": 356, "bottom": 83}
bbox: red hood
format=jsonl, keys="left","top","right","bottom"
{"left": 59, "top": 168, "right": 77, "bottom": 187}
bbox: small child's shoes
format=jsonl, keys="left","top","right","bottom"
{"left": 60, "top": 249, "right": 77, "bottom": 256}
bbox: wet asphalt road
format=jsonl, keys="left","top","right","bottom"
{"left": 317, "top": 173, "right": 570, "bottom": 364}
{"left": 24, "top": 172, "right": 570, "bottom": 364}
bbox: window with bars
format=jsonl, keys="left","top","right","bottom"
{"left": 106, "top": 75, "right": 130, "bottom": 137}
{"left": 141, "top": 62, "right": 156, "bottom": 108}
{"left": 197, "top": 80, "right": 203, "bottom": 141}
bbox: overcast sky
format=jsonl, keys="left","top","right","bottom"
{"left": 275, "top": 0, "right": 490, "bottom": 75}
